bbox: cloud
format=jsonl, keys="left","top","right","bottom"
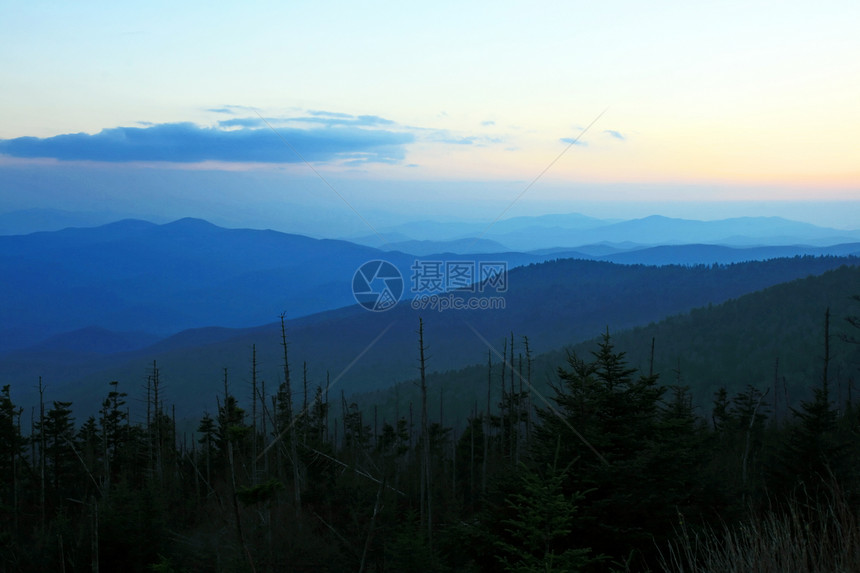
{"left": 481, "top": 120, "right": 496, "bottom": 126}
{"left": 603, "top": 129, "right": 626, "bottom": 141}
{"left": 218, "top": 117, "right": 265, "bottom": 128}
{"left": 421, "top": 128, "right": 503, "bottom": 146}
{"left": 217, "top": 112, "right": 398, "bottom": 131}
{"left": 357, "top": 115, "right": 395, "bottom": 126}
{"left": 560, "top": 137, "right": 588, "bottom": 146}
{"left": 0, "top": 122, "right": 415, "bottom": 165}
{"left": 307, "top": 110, "right": 354, "bottom": 119}
{"left": 205, "top": 104, "right": 256, "bottom": 115}
{"left": 286, "top": 114, "right": 397, "bottom": 128}
{"left": 439, "top": 136, "right": 477, "bottom": 145}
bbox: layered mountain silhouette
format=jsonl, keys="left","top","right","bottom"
{"left": 6, "top": 254, "right": 856, "bottom": 421}
{"left": 0, "top": 218, "right": 553, "bottom": 352}
{"left": 3, "top": 214, "right": 859, "bottom": 421}
{"left": 349, "top": 214, "right": 860, "bottom": 251}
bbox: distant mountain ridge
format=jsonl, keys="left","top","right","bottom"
{"left": 0, "top": 217, "right": 560, "bottom": 352}
{"left": 3, "top": 216, "right": 859, "bottom": 355}
{"left": 348, "top": 213, "right": 860, "bottom": 252}
{"left": 378, "top": 237, "right": 512, "bottom": 255}
{"left": 595, "top": 243, "right": 860, "bottom": 266}
{"left": 0, "top": 208, "right": 166, "bottom": 235}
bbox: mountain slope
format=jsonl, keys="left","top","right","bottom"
{"left": 0, "top": 218, "right": 555, "bottom": 352}
{"left": 9, "top": 255, "right": 856, "bottom": 421}
{"left": 352, "top": 264, "right": 860, "bottom": 428}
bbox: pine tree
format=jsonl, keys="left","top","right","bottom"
{"left": 495, "top": 460, "right": 598, "bottom": 573}
{"left": 778, "top": 378, "right": 841, "bottom": 492}
{"left": 196, "top": 413, "right": 217, "bottom": 486}
{"left": 532, "top": 330, "right": 674, "bottom": 565}
{"left": 99, "top": 380, "right": 128, "bottom": 484}
{"left": 38, "top": 401, "right": 76, "bottom": 501}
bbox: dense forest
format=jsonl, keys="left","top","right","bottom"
{"left": 2, "top": 296, "right": 860, "bottom": 572}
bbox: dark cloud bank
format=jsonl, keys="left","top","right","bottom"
{"left": 0, "top": 121, "right": 414, "bottom": 164}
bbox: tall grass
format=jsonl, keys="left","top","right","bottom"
{"left": 659, "top": 482, "right": 860, "bottom": 572}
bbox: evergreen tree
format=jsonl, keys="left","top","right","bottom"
{"left": 217, "top": 394, "right": 249, "bottom": 456}
{"left": 711, "top": 387, "right": 731, "bottom": 433}
{"left": 777, "top": 378, "right": 842, "bottom": 491}
{"left": 532, "top": 331, "right": 709, "bottom": 567}
{"left": 495, "top": 460, "right": 598, "bottom": 573}
{"left": 99, "top": 380, "right": 128, "bottom": 481}
{"left": 38, "top": 401, "right": 76, "bottom": 498}
{"left": 196, "top": 412, "right": 217, "bottom": 485}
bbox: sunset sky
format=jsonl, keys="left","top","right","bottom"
{"left": 1, "top": 0, "right": 858, "bottom": 232}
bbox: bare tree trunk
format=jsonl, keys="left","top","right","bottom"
{"left": 773, "top": 356, "right": 780, "bottom": 424}
{"left": 358, "top": 479, "right": 385, "bottom": 573}
{"left": 516, "top": 348, "right": 522, "bottom": 465}
{"left": 452, "top": 436, "right": 457, "bottom": 498}
{"left": 483, "top": 350, "right": 491, "bottom": 493}
{"left": 302, "top": 361, "right": 308, "bottom": 444}
{"left": 90, "top": 497, "right": 99, "bottom": 573}
{"left": 325, "top": 372, "right": 330, "bottom": 445}
{"left": 470, "top": 402, "right": 475, "bottom": 499}
{"left": 418, "top": 318, "right": 431, "bottom": 546}
{"left": 280, "top": 314, "right": 302, "bottom": 519}
{"left": 509, "top": 333, "right": 516, "bottom": 465}
{"left": 146, "top": 375, "right": 152, "bottom": 468}
{"left": 649, "top": 337, "right": 655, "bottom": 377}
{"left": 39, "top": 377, "right": 45, "bottom": 530}
{"left": 153, "top": 361, "right": 162, "bottom": 484}
{"left": 524, "top": 336, "right": 533, "bottom": 444}
{"left": 171, "top": 404, "right": 177, "bottom": 481}
{"left": 251, "top": 345, "right": 258, "bottom": 485}
{"left": 500, "top": 338, "right": 507, "bottom": 458}
{"left": 229, "top": 442, "right": 256, "bottom": 573}
{"left": 341, "top": 390, "right": 348, "bottom": 453}
{"left": 261, "top": 379, "right": 268, "bottom": 476}
{"left": 823, "top": 307, "right": 831, "bottom": 390}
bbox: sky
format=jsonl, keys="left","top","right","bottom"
{"left": 1, "top": 0, "right": 858, "bottom": 233}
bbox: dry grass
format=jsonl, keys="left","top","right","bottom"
{"left": 659, "top": 483, "right": 860, "bottom": 572}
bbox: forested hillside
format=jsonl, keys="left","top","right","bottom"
{"left": 355, "top": 264, "right": 860, "bottom": 427}
{"left": 7, "top": 255, "right": 855, "bottom": 421}
{"left": 2, "top": 265, "right": 859, "bottom": 571}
